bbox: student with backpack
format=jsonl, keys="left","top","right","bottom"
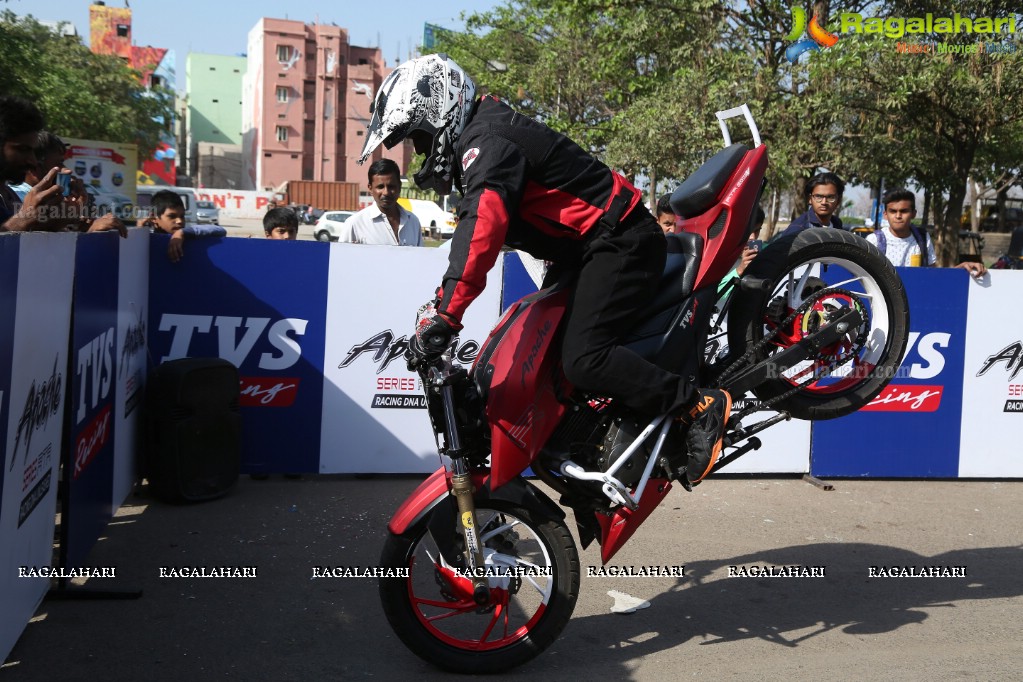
{"left": 865, "top": 188, "right": 985, "bottom": 277}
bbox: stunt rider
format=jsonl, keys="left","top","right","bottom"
{"left": 357, "top": 54, "right": 730, "bottom": 486}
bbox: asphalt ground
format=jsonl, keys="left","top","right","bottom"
{"left": 3, "top": 475, "right": 1022, "bottom": 681}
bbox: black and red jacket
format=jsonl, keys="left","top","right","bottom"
{"left": 437, "top": 96, "right": 642, "bottom": 324}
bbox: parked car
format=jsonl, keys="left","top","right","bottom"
{"left": 311, "top": 211, "right": 355, "bottom": 242}
{"left": 85, "top": 186, "right": 134, "bottom": 221}
{"left": 398, "top": 198, "right": 457, "bottom": 238}
{"left": 195, "top": 200, "right": 220, "bottom": 224}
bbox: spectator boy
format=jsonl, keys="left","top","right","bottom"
{"left": 780, "top": 172, "right": 846, "bottom": 237}
{"left": 655, "top": 194, "right": 677, "bottom": 233}
{"left": 144, "top": 190, "right": 226, "bottom": 262}
{"left": 264, "top": 207, "right": 299, "bottom": 240}
{"left": 865, "top": 188, "right": 985, "bottom": 277}
{"left": 340, "top": 159, "right": 422, "bottom": 246}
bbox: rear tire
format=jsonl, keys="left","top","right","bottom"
{"left": 379, "top": 500, "right": 579, "bottom": 673}
{"left": 727, "top": 228, "right": 909, "bottom": 420}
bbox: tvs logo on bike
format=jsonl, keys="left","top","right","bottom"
{"left": 861, "top": 332, "right": 949, "bottom": 412}
{"left": 785, "top": 5, "right": 840, "bottom": 63}
{"left": 975, "top": 340, "right": 1023, "bottom": 413}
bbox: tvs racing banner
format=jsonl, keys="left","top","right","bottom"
{"left": 0, "top": 233, "right": 76, "bottom": 662}
{"left": 66, "top": 231, "right": 121, "bottom": 569}
{"left": 148, "top": 236, "right": 329, "bottom": 475}
{"left": 810, "top": 268, "right": 970, "bottom": 477}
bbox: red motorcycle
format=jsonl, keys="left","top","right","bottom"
{"left": 379, "top": 107, "right": 910, "bottom": 673}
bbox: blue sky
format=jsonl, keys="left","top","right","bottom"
{"left": 10, "top": 0, "right": 501, "bottom": 90}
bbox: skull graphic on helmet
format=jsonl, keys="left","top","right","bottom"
{"left": 358, "top": 53, "right": 476, "bottom": 194}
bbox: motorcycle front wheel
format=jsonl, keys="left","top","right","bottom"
{"left": 379, "top": 499, "right": 580, "bottom": 673}
{"left": 727, "top": 227, "right": 910, "bottom": 420}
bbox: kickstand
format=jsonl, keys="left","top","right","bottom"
{"left": 802, "top": 474, "right": 834, "bottom": 491}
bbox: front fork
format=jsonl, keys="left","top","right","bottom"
{"left": 435, "top": 375, "right": 490, "bottom": 604}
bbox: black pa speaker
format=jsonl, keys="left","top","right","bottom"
{"left": 146, "top": 357, "right": 241, "bottom": 503}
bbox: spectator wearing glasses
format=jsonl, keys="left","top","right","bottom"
{"left": 780, "top": 172, "right": 846, "bottom": 238}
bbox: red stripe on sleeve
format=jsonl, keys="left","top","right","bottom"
{"left": 442, "top": 188, "right": 509, "bottom": 322}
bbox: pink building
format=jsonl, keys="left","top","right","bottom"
{"left": 242, "top": 18, "right": 412, "bottom": 193}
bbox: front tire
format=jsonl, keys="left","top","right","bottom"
{"left": 727, "top": 228, "right": 909, "bottom": 420}
{"left": 379, "top": 500, "right": 579, "bottom": 673}
{"left": 315, "top": 230, "right": 331, "bottom": 242}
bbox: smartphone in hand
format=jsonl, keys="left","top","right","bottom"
{"left": 747, "top": 239, "right": 763, "bottom": 252}
{"left": 56, "top": 173, "right": 72, "bottom": 197}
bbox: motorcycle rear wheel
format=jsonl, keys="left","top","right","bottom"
{"left": 379, "top": 500, "right": 580, "bottom": 673}
{"left": 727, "top": 227, "right": 909, "bottom": 420}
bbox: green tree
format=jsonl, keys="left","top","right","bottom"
{"left": 806, "top": 5, "right": 1023, "bottom": 264}
{"left": 0, "top": 12, "right": 173, "bottom": 159}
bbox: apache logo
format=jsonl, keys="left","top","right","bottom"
{"left": 976, "top": 340, "right": 1023, "bottom": 381}
{"left": 11, "top": 356, "right": 63, "bottom": 470}
{"left": 521, "top": 320, "right": 552, "bottom": 389}
{"left": 785, "top": 5, "right": 840, "bottom": 63}
{"left": 340, "top": 330, "right": 480, "bottom": 374}
{"left": 119, "top": 307, "right": 147, "bottom": 379}
{"left": 976, "top": 340, "right": 1023, "bottom": 413}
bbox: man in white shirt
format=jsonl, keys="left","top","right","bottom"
{"left": 865, "top": 187, "right": 985, "bottom": 277}
{"left": 339, "top": 158, "right": 422, "bottom": 246}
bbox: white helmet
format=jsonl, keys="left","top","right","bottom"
{"left": 357, "top": 53, "right": 476, "bottom": 194}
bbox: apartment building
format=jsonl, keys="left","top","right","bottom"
{"left": 241, "top": 18, "right": 411, "bottom": 191}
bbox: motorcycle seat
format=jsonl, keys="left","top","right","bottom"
{"left": 625, "top": 231, "right": 704, "bottom": 345}
{"left": 669, "top": 143, "right": 749, "bottom": 219}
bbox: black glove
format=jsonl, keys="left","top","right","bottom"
{"left": 406, "top": 300, "right": 461, "bottom": 369}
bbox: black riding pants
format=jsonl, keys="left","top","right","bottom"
{"left": 560, "top": 210, "right": 695, "bottom": 416}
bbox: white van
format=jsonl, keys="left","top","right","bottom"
{"left": 398, "top": 198, "right": 457, "bottom": 238}
{"left": 135, "top": 186, "right": 197, "bottom": 224}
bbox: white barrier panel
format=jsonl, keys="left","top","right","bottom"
{"left": 718, "top": 402, "right": 811, "bottom": 474}
{"left": 0, "top": 233, "right": 76, "bottom": 662}
{"left": 113, "top": 229, "right": 149, "bottom": 506}
{"left": 320, "top": 245, "right": 503, "bottom": 473}
{"left": 959, "top": 271, "right": 1023, "bottom": 476}
{"left": 193, "top": 189, "right": 275, "bottom": 220}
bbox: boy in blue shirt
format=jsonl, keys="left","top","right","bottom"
{"left": 143, "top": 190, "right": 226, "bottom": 262}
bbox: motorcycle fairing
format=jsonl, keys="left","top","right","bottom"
{"left": 472, "top": 288, "right": 574, "bottom": 490}
{"left": 595, "top": 478, "right": 673, "bottom": 563}
{"left": 676, "top": 144, "right": 768, "bottom": 291}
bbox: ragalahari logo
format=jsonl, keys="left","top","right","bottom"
{"left": 786, "top": 5, "right": 841, "bottom": 63}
